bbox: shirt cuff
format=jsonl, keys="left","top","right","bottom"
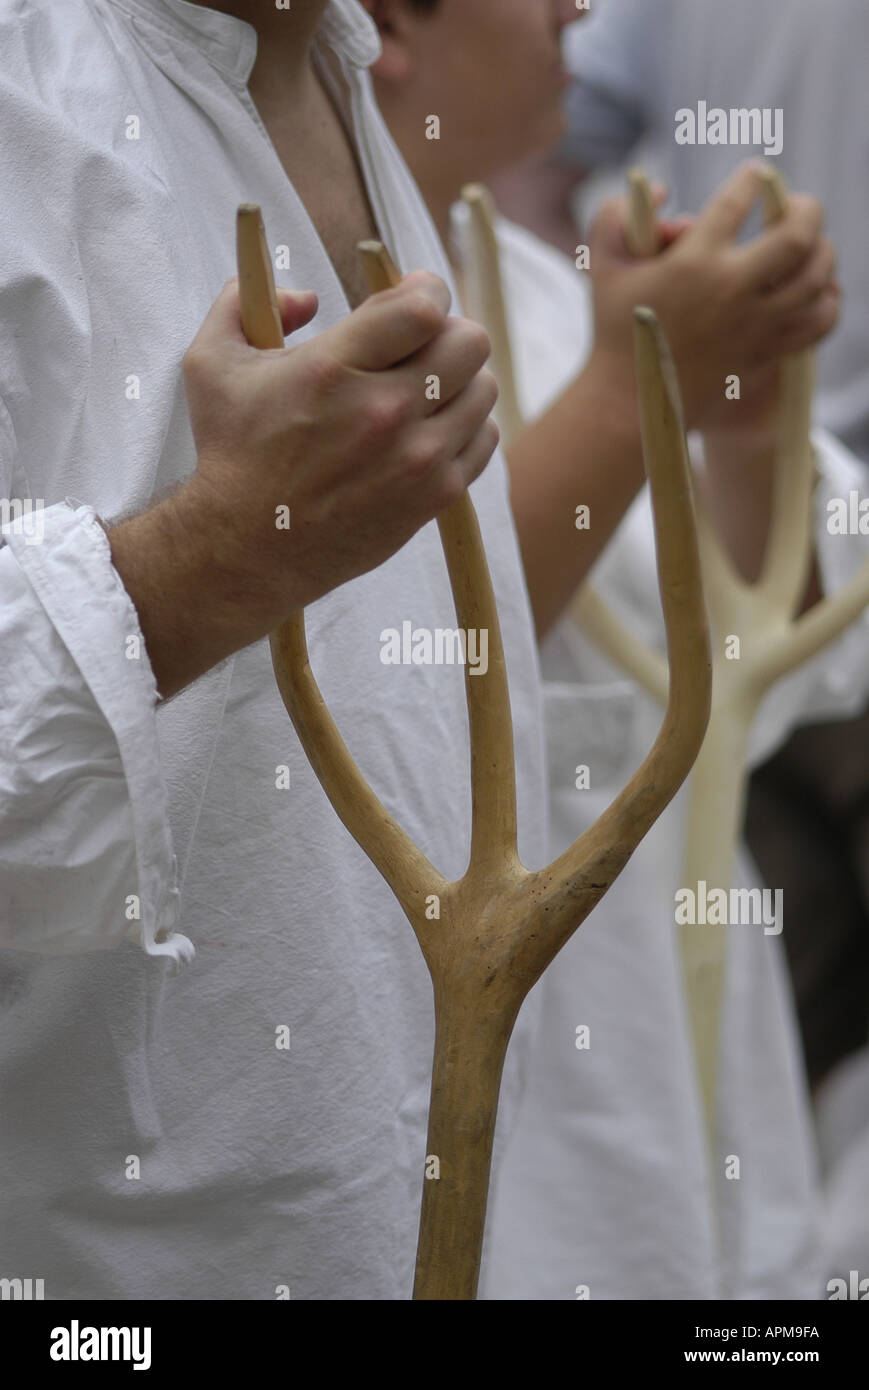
{"left": 0, "top": 499, "right": 193, "bottom": 966}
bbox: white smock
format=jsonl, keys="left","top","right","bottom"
{"left": 0, "top": 0, "right": 548, "bottom": 1300}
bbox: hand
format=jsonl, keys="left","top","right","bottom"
{"left": 179, "top": 271, "right": 499, "bottom": 628}
{"left": 587, "top": 162, "right": 840, "bottom": 432}
{"left": 109, "top": 272, "right": 499, "bottom": 698}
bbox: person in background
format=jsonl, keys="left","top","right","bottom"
{"left": 364, "top": 0, "right": 869, "bottom": 1297}
{"left": 558, "top": 0, "right": 869, "bottom": 1290}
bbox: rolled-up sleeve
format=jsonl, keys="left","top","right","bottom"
{"left": 0, "top": 499, "right": 193, "bottom": 966}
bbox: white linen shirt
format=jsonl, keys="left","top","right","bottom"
{"left": 472, "top": 218, "right": 869, "bottom": 1300}
{"left": 0, "top": 0, "right": 548, "bottom": 1299}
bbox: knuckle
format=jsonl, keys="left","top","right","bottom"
{"left": 361, "top": 392, "right": 406, "bottom": 442}
{"left": 404, "top": 288, "right": 446, "bottom": 337}
{"left": 794, "top": 193, "right": 823, "bottom": 226}
{"left": 478, "top": 367, "right": 499, "bottom": 412}
{"left": 404, "top": 435, "right": 446, "bottom": 481}
{"left": 463, "top": 320, "right": 493, "bottom": 367}
{"left": 403, "top": 268, "right": 445, "bottom": 299}
{"left": 482, "top": 416, "right": 500, "bottom": 461}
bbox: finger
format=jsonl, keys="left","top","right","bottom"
{"left": 450, "top": 417, "right": 500, "bottom": 492}
{"left": 733, "top": 194, "right": 824, "bottom": 290}
{"left": 330, "top": 270, "right": 452, "bottom": 371}
{"left": 774, "top": 285, "right": 841, "bottom": 355}
{"left": 392, "top": 315, "right": 493, "bottom": 415}
{"left": 763, "top": 237, "right": 837, "bottom": 315}
{"left": 417, "top": 369, "right": 500, "bottom": 476}
{"left": 589, "top": 197, "right": 635, "bottom": 262}
{"left": 657, "top": 215, "right": 694, "bottom": 249}
{"left": 692, "top": 161, "right": 770, "bottom": 244}
{"left": 275, "top": 288, "right": 319, "bottom": 336}
{"left": 420, "top": 419, "right": 500, "bottom": 518}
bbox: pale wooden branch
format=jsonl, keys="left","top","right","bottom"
{"left": 594, "top": 170, "right": 869, "bottom": 1154}
{"left": 459, "top": 184, "right": 524, "bottom": 448}
{"left": 754, "top": 169, "right": 817, "bottom": 619}
{"left": 458, "top": 183, "right": 669, "bottom": 702}
{"left": 625, "top": 166, "right": 661, "bottom": 258}
{"left": 752, "top": 556, "right": 869, "bottom": 689}
{"left": 570, "top": 585, "right": 669, "bottom": 704}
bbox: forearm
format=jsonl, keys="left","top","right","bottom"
{"left": 700, "top": 432, "right": 776, "bottom": 584}
{"left": 506, "top": 351, "right": 643, "bottom": 639}
{"left": 106, "top": 480, "right": 285, "bottom": 701}
{"left": 701, "top": 431, "right": 821, "bottom": 611}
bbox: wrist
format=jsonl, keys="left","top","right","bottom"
{"left": 575, "top": 346, "right": 642, "bottom": 446}
{"left": 107, "top": 477, "right": 285, "bottom": 699}
{"left": 167, "top": 473, "right": 293, "bottom": 646}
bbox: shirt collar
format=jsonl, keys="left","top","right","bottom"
{"left": 318, "top": 0, "right": 382, "bottom": 69}
{"left": 108, "top": 0, "right": 381, "bottom": 85}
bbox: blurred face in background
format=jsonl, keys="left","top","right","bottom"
{"left": 366, "top": 0, "right": 582, "bottom": 195}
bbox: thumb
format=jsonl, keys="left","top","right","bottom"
{"left": 692, "top": 160, "right": 768, "bottom": 247}
{"left": 276, "top": 287, "right": 319, "bottom": 337}
{"left": 657, "top": 214, "right": 695, "bottom": 249}
{"left": 190, "top": 279, "right": 319, "bottom": 355}
{"left": 589, "top": 197, "right": 634, "bottom": 264}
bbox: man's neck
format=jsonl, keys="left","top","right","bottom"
{"left": 187, "top": 0, "right": 329, "bottom": 88}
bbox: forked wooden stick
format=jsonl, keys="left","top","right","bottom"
{"left": 626, "top": 166, "right": 661, "bottom": 258}
{"left": 555, "top": 170, "right": 869, "bottom": 1148}
{"left": 236, "top": 203, "right": 711, "bottom": 1299}
{"left": 459, "top": 184, "right": 524, "bottom": 446}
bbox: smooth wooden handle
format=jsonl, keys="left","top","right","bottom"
{"left": 459, "top": 183, "right": 525, "bottom": 447}
{"left": 236, "top": 204, "right": 285, "bottom": 349}
{"left": 358, "top": 239, "right": 402, "bottom": 293}
{"left": 625, "top": 167, "right": 659, "bottom": 257}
